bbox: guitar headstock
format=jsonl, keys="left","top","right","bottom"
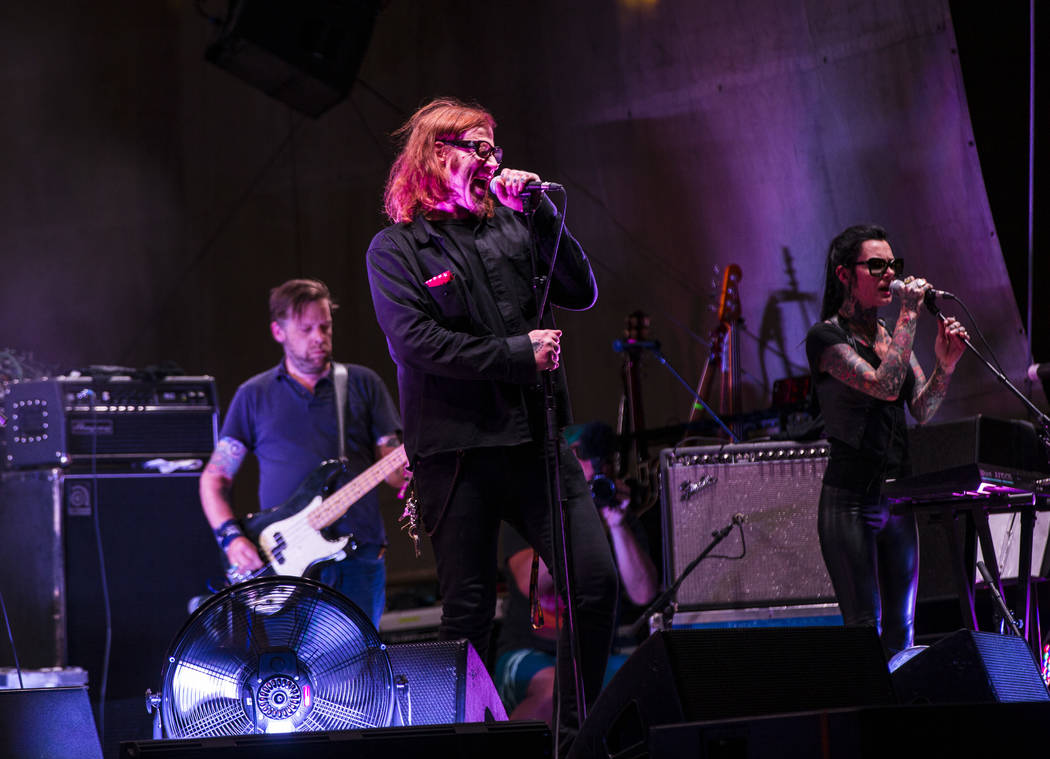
{"left": 716, "top": 264, "right": 743, "bottom": 325}
{"left": 707, "top": 264, "right": 742, "bottom": 361}
{"left": 623, "top": 310, "right": 651, "bottom": 343}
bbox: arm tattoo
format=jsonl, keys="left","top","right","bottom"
{"left": 910, "top": 363, "right": 953, "bottom": 423}
{"left": 205, "top": 436, "right": 248, "bottom": 479}
{"left": 819, "top": 312, "right": 919, "bottom": 401}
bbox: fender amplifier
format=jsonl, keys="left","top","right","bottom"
{"left": 2, "top": 375, "right": 217, "bottom": 470}
{"left": 661, "top": 441, "right": 834, "bottom": 610}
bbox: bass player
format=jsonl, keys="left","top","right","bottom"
{"left": 199, "top": 278, "right": 405, "bottom": 627}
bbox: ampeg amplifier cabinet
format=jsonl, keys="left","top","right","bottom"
{"left": 661, "top": 441, "right": 834, "bottom": 610}
{"left": 2, "top": 375, "right": 217, "bottom": 470}
{"left": 0, "top": 468, "right": 224, "bottom": 701}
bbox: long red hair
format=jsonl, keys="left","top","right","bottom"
{"left": 383, "top": 97, "right": 497, "bottom": 223}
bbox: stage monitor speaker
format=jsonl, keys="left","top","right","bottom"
{"left": 892, "top": 629, "right": 1050, "bottom": 704}
{"left": 567, "top": 626, "right": 895, "bottom": 759}
{"left": 385, "top": 639, "right": 508, "bottom": 724}
{"left": 0, "top": 686, "right": 103, "bottom": 759}
{"left": 118, "top": 720, "right": 550, "bottom": 758}
{"left": 646, "top": 702, "right": 1050, "bottom": 759}
{"left": 660, "top": 442, "right": 834, "bottom": 609}
{"left": 204, "top": 0, "right": 383, "bottom": 117}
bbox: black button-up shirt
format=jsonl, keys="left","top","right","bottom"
{"left": 366, "top": 199, "right": 597, "bottom": 460}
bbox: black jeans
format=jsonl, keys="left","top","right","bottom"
{"left": 818, "top": 483, "right": 919, "bottom": 657}
{"left": 415, "top": 439, "right": 618, "bottom": 753}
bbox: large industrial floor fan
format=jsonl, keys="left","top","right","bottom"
{"left": 155, "top": 576, "right": 395, "bottom": 738}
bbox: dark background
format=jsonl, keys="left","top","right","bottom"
{"left": 0, "top": 0, "right": 1044, "bottom": 587}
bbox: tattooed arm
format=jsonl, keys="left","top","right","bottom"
{"left": 200, "top": 435, "right": 263, "bottom": 570}
{"left": 908, "top": 315, "right": 969, "bottom": 423}
{"left": 818, "top": 307, "right": 922, "bottom": 400}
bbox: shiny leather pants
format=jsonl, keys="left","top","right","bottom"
{"left": 818, "top": 483, "right": 919, "bottom": 657}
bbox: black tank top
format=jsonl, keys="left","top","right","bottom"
{"left": 805, "top": 319, "right": 914, "bottom": 495}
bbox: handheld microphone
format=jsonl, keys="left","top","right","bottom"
{"left": 1027, "top": 362, "right": 1050, "bottom": 384}
{"left": 612, "top": 338, "right": 661, "bottom": 353}
{"left": 888, "top": 279, "right": 955, "bottom": 311}
{"left": 520, "top": 181, "right": 564, "bottom": 194}
{"left": 489, "top": 177, "right": 564, "bottom": 195}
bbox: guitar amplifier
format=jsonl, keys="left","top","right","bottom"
{"left": 2, "top": 375, "right": 218, "bottom": 471}
{"left": 661, "top": 441, "right": 835, "bottom": 610}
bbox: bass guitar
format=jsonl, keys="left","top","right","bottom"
{"left": 226, "top": 445, "right": 407, "bottom": 583}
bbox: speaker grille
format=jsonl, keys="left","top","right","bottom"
{"left": 970, "top": 633, "right": 1050, "bottom": 702}
{"left": 385, "top": 639, "right": 507, "bottom": 725}
{"left": 661, "top": 442, "right": 834, "bottom": 609}
{"left": 893, "top": 629, "right": 1050, "bottom": 704}
{"left": 387, "top": 640, "right": 461, "bottom": 724}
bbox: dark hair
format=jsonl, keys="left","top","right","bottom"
{"left": 819, "top": 224, "right": 889, "bottom": 320}
{"left": 268, "top": 278, "right": 338, "bottom": 323}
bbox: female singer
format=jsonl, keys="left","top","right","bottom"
{"left": 806, "top": 224, "right": 968, "bottom": 656}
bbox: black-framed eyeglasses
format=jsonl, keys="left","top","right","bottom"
{"left": 438, "top": 139, "right": 503, "bottom": 164}
{"left": 854, "top": 258, "right": 904, "bottom": 277}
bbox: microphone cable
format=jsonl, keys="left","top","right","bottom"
{"left": 81, "top": 388, "right": 113, "bottom": 747}
{"left": 933, "top": 292, "right": 1007, "bottom": 378}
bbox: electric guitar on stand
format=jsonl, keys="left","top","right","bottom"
{"left": 688, "top": 264, "right": 743, "bottom": 429}
{"left": 616, "top": 310, "right": 660, "bottom": 514}
{"left": 226, "top": 445, "right": 408, "bottom": 584}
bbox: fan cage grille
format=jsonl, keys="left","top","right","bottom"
{"left": 161, "top": 577, "right": 393, "bottom": 738}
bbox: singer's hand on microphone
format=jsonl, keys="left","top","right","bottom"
{"left": 892, "top": 275, "right": 932, "bottom": 312}
{"left": 935, "top": 315, "right": 968, "bottom": 371}
{"left": 529, "top": 328, "right": 562, "bottom": 372}
{"left": 489, "top": 169, "right": 541, "bottom": 212}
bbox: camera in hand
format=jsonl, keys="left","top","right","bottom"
{"left": 589, "top": 474, "right": 618, "bottom": 508}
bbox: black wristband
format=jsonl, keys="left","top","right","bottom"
{"left": 213, "top": 518, "right": 244, "bottom": 550}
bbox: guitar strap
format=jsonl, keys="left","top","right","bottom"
{"left": 332, "top": 362, "right": 348, "bottom": 462}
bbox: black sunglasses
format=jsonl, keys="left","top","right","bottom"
{"left": 854, "top": 258, "right": 904, "bottom": 277}
{"left": 438, "top": 139, "right": 503, "bottom": 164}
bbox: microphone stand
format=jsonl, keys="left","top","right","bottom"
{"left": 629, "top": 515, "right": 743, "bottom": 638}
{"left": 618, "top": 342, "right": 740, "bottom": 443}
{"left": 927, "top": 298, "right": 1050, "bottom": 431}
{"left": 929, "top": 297, "right": 1049, "bottom": 651}
{"left": 523, "top": 189, "right": 588, "bottom": 733}
{"left": 977, "top": 560, "right": 1024, "bottom": 638}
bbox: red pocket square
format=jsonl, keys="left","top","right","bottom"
{"left": 425, "top": 270, "right": 454, "bottom": 287}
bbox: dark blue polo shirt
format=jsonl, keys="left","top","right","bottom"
{"left": 220, "top": 361, "right": 401, "bottom": 545}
